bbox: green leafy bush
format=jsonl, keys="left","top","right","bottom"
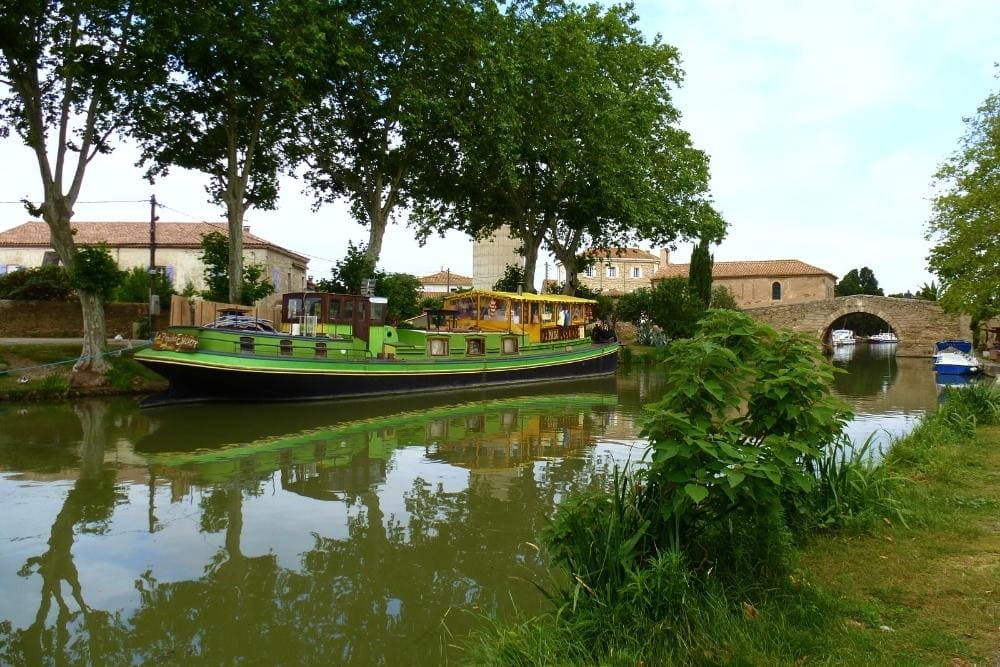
{"left": 0, "top": 265, "right": 73, "bottom": 300}
{"left": 113, "top": 266, "right": 175, "bottom": 304}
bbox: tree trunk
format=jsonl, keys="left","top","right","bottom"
{"left": 226, "top": 200, "right": 245, "bottom": 305}
{"left": 555, "top": 250, "right": 581, "bottom": 296}
{"left": 521, "top": 236, "right": 541, "bottom": 293}
{"left": 76, "top": 292, "right": 109, "bottom": 373}
{"left": 44, "top": 204, "right": 110, "bottom": 375}
{"left": 364, "top": 196, "right": 388, "bottom": 267}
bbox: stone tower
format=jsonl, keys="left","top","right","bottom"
{"left": 472, "top": 225, "right": 524, "bottom": 290}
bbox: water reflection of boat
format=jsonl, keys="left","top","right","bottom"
{"left": 935, "top": 372, "right": 973, "bottom": 388}
{"left": 142, "top": 391, "right": 620, "bottom": 494}
{"left": 830, "top": 344, "right": 856, "bottom": 364}
{"left": 137, "top": 376, "right": 618, "bottom": 453}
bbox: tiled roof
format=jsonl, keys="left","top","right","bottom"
{"left": 0, "top": 221, "right": 307, "bottom": 262}
{"left": 419, "top": 270, "right": 473, "bottom": 285}
{"left": 652, "top": 259, "right": 835, "bottom": 280}
{"left": 584, "top": 247, "right": 659, "bottom": 262}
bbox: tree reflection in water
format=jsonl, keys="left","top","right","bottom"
{"left": 0, "top": 393, "right": 630, "bottom": 664}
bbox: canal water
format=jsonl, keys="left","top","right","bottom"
{"left": 0, "top": 348, "right": 967, "bottom": 664}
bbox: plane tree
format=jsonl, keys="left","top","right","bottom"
{"left": 290, "top": 0, "right": 477, "bottom": 267}
{"left": 412, "top": 1, "right": 724, "bottom": 294}
{"left": 0, "top": 0, "right": 160, "bottom": 376}
{"left": 132, "top": 0, "right": 334, "bottom": 304}
{"left": 927, "top": 86, "right": 1000, "bottom": 340}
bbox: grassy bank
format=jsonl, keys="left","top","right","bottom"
{"left": 0, "top": 344, "right": 167, "bottom": 401}
{"left": 462, "top": 315, "right": 999, "bottom": 665}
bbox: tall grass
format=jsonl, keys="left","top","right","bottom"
{"left": 809, "top": 433, "right": 906, "bottom": 530}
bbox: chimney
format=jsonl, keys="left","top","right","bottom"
{"left": 659, "top": 248, "right": 670, "bottom": 267}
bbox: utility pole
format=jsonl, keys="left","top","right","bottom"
{"left": 148, "top": 195, "right": 158, "bottom": 339}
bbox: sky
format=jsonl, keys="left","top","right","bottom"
{"left": 1, "top": 0, "right": 998, "bottom": 294}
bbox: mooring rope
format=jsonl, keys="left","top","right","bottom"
{"left": 0, "top": 341, "right": 152, "bottom": 376}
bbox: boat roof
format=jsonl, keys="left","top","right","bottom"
{"left": 935, "top": 339, "right": 972, "bottom": 353}
{"left": 443, "top": 289, "right": 597, "bottom": 305}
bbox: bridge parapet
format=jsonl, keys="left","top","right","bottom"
{"left": 743, "top": 295, "right": 970, "bottom": 357}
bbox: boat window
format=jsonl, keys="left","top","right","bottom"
{"left": 328, "top": 298, "right": 341, "bottom": 322}
{"left": 286, "top": 297, "right": 303, "bottom": 321}
{"left": 279, "top": 339, "right": 293, "bottom": 356}
{"left": 304, "top": 296, "right": 323, "bottom": 319}
{"left": 370, "top": 301, "right": 386, "bottom": 322}
{"left": 315, "top": 342, "right": 327, "bottom": 358}
{"left": 771, "top": 282, "right": 782, "bottom": 300}
{"left": 343, "top": 299, "right": 354, "bottom": 320}
{"left": 501, "top": 337, "right": 519, "bottom": 354}
{"left": 542, "top": 303, "right": 553, "bottom": 322}
{"left": 571, "top": 304, "right": 583, "bottom": 322}
{"left": 480, "top": 297, "right": 507, "bottom": 322}
{"left": 428, "top": 337, "right": 449, "bottom": 356}
{"left": 240, "top": 336, "right": 254, "bottom": 353}
{"left": 466, "top": 338, "right": 485, "bottom": 356}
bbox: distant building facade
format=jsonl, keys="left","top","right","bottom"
{"left": 472, "top": 225, "right": 524, "bottom": 290}
{"left": 418, "top": 269, "right": 473, "bottom": 294}
{"left": 555, "top": 248, "right": 666, "bottom": 295}
{"left": 0, "top": 221, "right": 308, "bottom": 307}
{"left": 652, "top": 259, "right": 836, "bottom": 307}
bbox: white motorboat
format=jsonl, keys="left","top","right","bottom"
{"left": 932, "top": 340, "right": 981, "bottom": 375}
{"left": 869, "top": 332, "right": 898, "bottom": 344}
{"left": 830, "top": 329, "right": 856, "bottom": 346}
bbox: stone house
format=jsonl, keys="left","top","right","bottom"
{"left": 651, "top": 259, "right": 836, "bottom": 307}
{"left": 555, "top": 248, "right": 664, "bottom": 295}
{"left": 418, "top": 269, "right": 473, "bottom": 294}
{"left": 0, "top": 221, "right": 308, "bottom": 307}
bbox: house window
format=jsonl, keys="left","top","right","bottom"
{"left": 771, "top": 282, "right": 782, "bottom": 300}
{"left": 0, "top": 264, "right": 21, "bottom": 275}
{"left": 273, "top": 269, "right": 280, "bottom": 292}
{"left": 631, "top": 267, "right": 641, "bottom": 278}
{"left": 501, "top": 337, "right": 519, "bottom": 354}
{"left": 428, "top": 337, "right": 449, "bottom": 356}
{"left": 279, "top": 339, "right": 293, "bottom": 356}
{"left": 607, "top": 266, "right": 617, "bottom": 278}
{"left": 584, "top": 266, "right": 595, "bottom": 278}
{"left": 466, "top": 337, "right": 485, "bottom": 356}
{"left": 42, "top": 251, "right": 60, "bottom": 266}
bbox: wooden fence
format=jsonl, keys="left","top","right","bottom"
{"left": 169, "top": 295, "right": 282, "bottom": 327}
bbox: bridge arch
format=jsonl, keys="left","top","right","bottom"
{"left": 743, "top": 295, "right": 969, "bottom": 356}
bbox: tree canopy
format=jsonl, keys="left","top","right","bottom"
{"left": 413, "top": 0, "right": 725, "bottom": 294}
{"left": 834, "top": 267, "right": 883, "bottom": 297}
{"left": 133, "top": 0, "right": 333, "bottom": 304}
{"left": 0, "top": 0, "right": 161, "bottom": 373}
{"left": 926, "top": 85, "right": 1000, "bottom": 333}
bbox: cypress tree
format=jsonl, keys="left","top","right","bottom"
{"left": 688, "top": 238, "right": 714, "bottom": 307}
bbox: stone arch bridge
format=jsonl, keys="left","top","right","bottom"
{"left": 743, "top": 295, "right": 970, "bottom": 356}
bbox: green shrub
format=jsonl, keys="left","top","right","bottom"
{"left": 0, "top": 265, "right": 73, "bottom": 300}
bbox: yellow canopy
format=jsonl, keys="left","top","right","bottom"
{"left": 442, "top": 289, "right": 597, "bottom": 306}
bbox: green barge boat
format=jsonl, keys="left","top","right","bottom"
{"left": 135, "top": 289, "right": 620, "bottom": 405}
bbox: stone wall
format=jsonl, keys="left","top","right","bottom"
{"left": 0, "top": 300, "right": 168, "bottom": 338}
{"left": 744, "top": 295, "right": 969, "bottom": 356}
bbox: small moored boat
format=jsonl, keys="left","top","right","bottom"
{"left": 135, "top": 289, "right": 620, "bottom": 405}
{"left": 830, "top": 329, "right": 856, "bottom": 346}
{"left": 932, "top": 339, "right": 981, "bottom": 375}
{"left": 868, "top": 331, "right": 898, "bottom": 344}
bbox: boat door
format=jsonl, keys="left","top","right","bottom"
{"left": 352, "top": 297, "right": 370, "bottom": 346}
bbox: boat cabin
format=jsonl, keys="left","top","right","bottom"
{"left": 438, "top": 290, "right": 596, "bottom": 343}
{"left": 280, "top": 292, "right": 387, "bottom": 338}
